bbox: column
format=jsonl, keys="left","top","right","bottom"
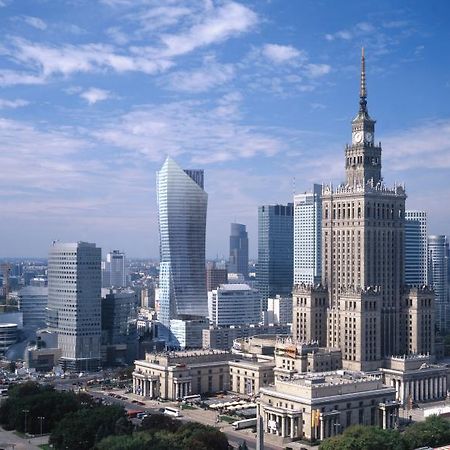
{"left": 404, "top": 381, "right": 409, "bottom": 405}
{"left": 439, "top": 377, "right": 443, "bottom": 398}
{"left": 434, "top": 377, "right": 438, "bottom": 399}
{"left": 425, "top": 378, "right": 429, "bottom": 401}
{"left": 290, "top": 417, "right": 295, "bottom": 439}
{"left": 320, "top": 417, "right": 325, "bottom": 441}
{"left": 444, "top": 376, "right": 447, "bottom": 398}
{"left": 382, "top": 409, "right": 387, "bottom": 429}
{"left": 281, "top": 416, "right": 286, "bottom": 437}
{"left": 149, "top": 380, "right": 153, "bottom": 398}
{"left": 133, "top": 377, "right": 136, "bottom": 394}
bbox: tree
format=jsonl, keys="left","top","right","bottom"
{"left": 174, "top": 422, "right": 229, "bottom": 450}
{"left": 402, "top": 415, "right": 450, "bottom": 449}
{"left": 140, "top": 413, "right": 181, "bottom": 433}
{"left": 319, "top": 425, "right": 405, "bottom": 450}
{"left": 238, "top": 441, "right": 249, "bottom": 450}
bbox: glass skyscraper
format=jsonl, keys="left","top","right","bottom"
{"left": 428, "top": 235, "right": 449, "bottom": 333}
{"left": 157, "top": 157, "right": 208, "bottom": 347}
{"left": 293, "top": 184, "right": 322, "bottom": 286}
{"left": 257, "top": 203, "right": 294, "bottom": 311}
{"left": 405, "top": 211, "right": 428, "bottom": 286}
{"left": 229, "top": 223, "right": 249, "bottom": 278}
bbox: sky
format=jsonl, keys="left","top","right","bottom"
{"left": 0, "top": 0, "right": 449, "bottom": 259}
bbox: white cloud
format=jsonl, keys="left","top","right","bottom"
{"left": 159, "top": 1, "right": 258, "bottom": 57}
{"left": 80, "top": 87, "right": 112, "bottom": 104}
{"left": 261, "top": 44, "right": 303, "bottom": 64}
{"left": 0, "top": 69, "right": 46, "bottom": 86}
{"left": 23, "top": 16, "right": 47, "bottom": 30}
{"left": 164, "top": 59, "right": 235, "bottom": 92}
{"left": 383, "top": 119, "right": 450, "bottom": 170}
{"left": 305, "top": 63, "right": 331, "bottom": 78}
{"left": 0, "top": 98, "right": 29, "bottom": 108}
{"left": 325, "top": 30, "right": 352, "bottom": 41}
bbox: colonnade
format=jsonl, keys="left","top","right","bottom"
{"left": 173, "top": 380, "right": 191, "bottom": 400}
{"left": 392, "top": 375, "right": 447, "bottom": 404}
{"left": 133, "top": 375, "right": 159, "bottom": 398}
{"left": 263, "top": 411, "right": 300, "bottom": 439}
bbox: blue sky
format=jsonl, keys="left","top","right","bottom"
{"left": 0, "top": 0, "right": 449, "bottom": 258}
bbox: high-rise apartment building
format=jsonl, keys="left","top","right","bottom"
{"left": 157, "top": 157, "right": 208, "bottom": 347}
{"left": 428, "top": 235, "right": 449, "bottom": 333}
{"left": 293, "top": 50, "right": 435, "bottom": 372}
{"left": 206, "top": 261, "right": 228, "bottom": 292}
{"left": 293, "top": 184, "right": 322, "bottom": 286}
{"left": 257, "top": 204, "right": 294, "bottom": 311}
{"left": 103, "top": 250, "right": 127, "bottom": 288}
{"left": 405, "top": 211, "right": 428, "bottom": 286}
{"left": 47, "top": 241, "right": 101, "bottom": 370}
{"left": 229, "top": 223, "right": 249, "bottom": 278}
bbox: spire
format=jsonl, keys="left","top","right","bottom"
{"left": 359, "top": 47, "right": 367, "bottom": 112}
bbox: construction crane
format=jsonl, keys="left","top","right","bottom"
{"left": 0, "top": 263, "right": 12, "bottom": 304}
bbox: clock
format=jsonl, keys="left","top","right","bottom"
{"left": 353, "top": 132, "right": 363, "bottom": 144}
{"left": 365, "top": 132, "right": 373, "bottom": 143}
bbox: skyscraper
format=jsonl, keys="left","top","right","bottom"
{"left": 292, "top": 49, "right": 437, "bottom": 372}
{"left": 229, "top": 223, "right": 249, "bottom": 278}
{"left": 257, "top": 203, "right": 294, "bottom": 311}
{"left": 104, "top": 250, "right": 127, "bottom": 287}
{"left": 293, "top": 184, "right": 322, "bottom": 286}
{"left": 157, "top": 157, "right": 208, "bottom": 347}
{"left": 206, "top": 261, "right": 228, "bottom": 292}
{"left": 405, "top": 211, "right": 428, "bottom": 286}
{"left": 47, "top": 241, "right": 101, "bottom": 370}
{"left": 428, "top": 235, "right": 449, "bottom": 333}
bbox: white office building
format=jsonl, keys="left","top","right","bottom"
{"left": 293, "top": 184, "right": 322, "bottom": 285}
{"left": 405, "top": 211, "right": 428, "bottom": 285}
{"left": 266, "top": 295, "right": 293, "bottom": 326}
{"left": 47, "top": 241, "right": 102, "bottom": 370}
{"left": 208, "top": 284, "right": 260, "bottom": 327}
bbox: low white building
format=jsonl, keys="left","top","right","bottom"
{"left": 208, "top": 284, "right": 260, "bottom": 326}
{"left": 266, "top": 295, "right": 293, "bottom": 325}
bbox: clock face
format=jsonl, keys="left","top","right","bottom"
{"left": 353, "top": 132, "right": 363, "bottom": 144}
{"left": 365, "top": 132, "right": 373, "bottom": 143}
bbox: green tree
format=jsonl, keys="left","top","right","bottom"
{"left": 238, "top": 441, "right": 249, "bottom": 450}
{"left": 95, "top": 433, "right": 153, "bottom": 450}
{"left": 319, "top": 425, "right": 405, "bottom": 450}
{"left": 140, "top": 413, "right": 181, "bottom": 433}
{"left": 175, "top": 422, "right": 229, "bottom": 450}
{"left": 403, "top": 415, "right": 450, "bottom": 449}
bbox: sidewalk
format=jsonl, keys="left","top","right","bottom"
{"left": 0, "top": 427, "right": 49, "bottom": 450}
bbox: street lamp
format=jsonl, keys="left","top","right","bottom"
{"left": 22, "top": 409, "right": 29, "bottom": 434}
{"left": 38, "top": 416, "right": 45, "bottom": 436}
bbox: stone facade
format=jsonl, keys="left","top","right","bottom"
{"left": 229, "top": 359, "right": 275, "bottom": 396}
{"left": 259, "top": 370, "right": 398, "bottom": 442}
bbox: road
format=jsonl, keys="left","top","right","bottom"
{"left": 0, "top": 427, "right": 48, "bottom": 450}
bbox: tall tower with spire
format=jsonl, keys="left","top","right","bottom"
{"left": 319, "top": 49, "right": 407, "bottom": 370}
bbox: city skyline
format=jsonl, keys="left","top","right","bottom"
{"left": 0, "top": 1, "right": 449, "bottom": 258}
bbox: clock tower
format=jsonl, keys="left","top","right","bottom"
{"left": 345, "top": 48, "right": 382, "bottom": 187}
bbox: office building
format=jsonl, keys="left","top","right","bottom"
{"left": 257, "top": 203, "right": 294, "bottom": 311}
{"left": 157, "top": 157, "right": 208, "bottom": 347}
{"left": 229, "top": 223, "right": 249, "bottom": 278}
{"left": 405, "top": 211, "right": 428, "bottom": 285}
{"left": 101, "top": 288, "right": 138, "bottom": 365}
{"left": 18, "top": 286, "right": 48, "bottom": 329}
{"left": 47, "top": 241, "right": 101, "bottom": 370}
{"left": 206, "top": 261, "right": 228, "bottom": 292}
{"left": 293, "top": 184, "right": 322, "bottom": 285}
{"left": 102, "top": 250, "right": 127, "bottom": 288}
{"left": 428, "top": 235, "right": 449, "bottom": 333}
{"left": 208, "top": 284, "right": 260, "bottom": 327}
{"left": 266, "top": 295, "right": 293, "bottom": 326}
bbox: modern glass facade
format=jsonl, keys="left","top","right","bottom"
{"left": 405, "top": 211, "right": 428, "bottom": 286}
{"left": 229, "top": 223, "right": 249, "bottom": 278}
{"left": 293, "top": 184, "right": 322, "bottom": 286}
{"left": 257, "top": 203, "right": 294, "bottom": 311}
{"left": 428, "top": 235, "right": 449, "bottom": 333}
{"left": 157, "top": 157, "right": 208, "bottom": 345}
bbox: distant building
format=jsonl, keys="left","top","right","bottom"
{"left": 208, "top": 284, "right": 260, "bottom": 327}
{"left": 293, "top": 184, "right": 322, "bottom": 285}
{"left": 47, "top": 241, "right": 101, "bottom": 371}
{"left": 18, "top": 286, "right": 48, "bottom": 329}
{"left": 405, "top": 211, "right": 428, "bottom": 285}
{"left": 257, "top": 204, "right": 294, "bottom": 311}
{"left": 266, "top": 295, "right": 293, "bottom": 326}
{"left": 169, "top": 317, "right": 208, "bottom": 349}
{"left": 202, "top": 324, "right": 291, "bottom": 351}
{"left": 206, "top": 261, "right": 228, "bottom": 292}
{"left": 102, "top": 250, "right": 127, "bottom": 288}
{"left": 229, "top": 223, "right": 249, "bottom": 278}
{"left": 428, "top": 235, "right": 449, "bottom": 333}
{"left": 101, "top": 288, "right": 138, "bottom": 365}
{"left": 0, "top": 324, "right": 18, "bottom": 354}
{"left": 157, "top": 157, "right": 208, "bottom": 346}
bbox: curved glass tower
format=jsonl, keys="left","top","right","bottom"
{"left": 157, "top": 157, "right": 208, "bottom": 344}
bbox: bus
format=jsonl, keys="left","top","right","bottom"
{"left": 232, "top": 418, "right": 257, "bottom": 430}
{"left": 164, "top": 407, "right": 182, "bottom": 417}
{"left": 126, "top": 409, "right": 144, "bottom": 419}
{"left": 182, "top": 394, "right": 201, "bottom": 404}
